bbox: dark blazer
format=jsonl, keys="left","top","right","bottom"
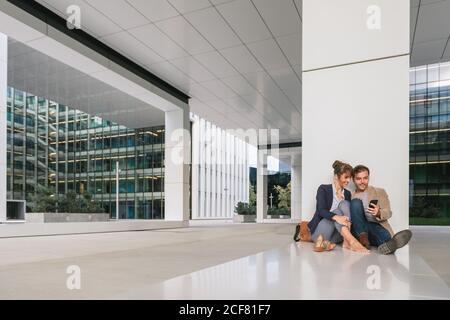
{"left": 308, "top": 184, "right": 351, "bottom": 235}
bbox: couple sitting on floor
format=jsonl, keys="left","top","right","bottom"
{"left": 294, "top": 160, "right": 412, "bottom": 254}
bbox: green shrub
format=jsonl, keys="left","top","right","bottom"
{"left": 410, "top": 197, "right": 441, "bottom": 218}
{"left": 267, "top": 207, "right": 291, "bottom": 216}
{"left": 28, "top": 186, "right": 104, "bottom": 213}
{"left": 235, "top": 202, "right": 256, "bottom": 215}
{"left": 28, "top": 185, "right": 58, "bottom": 213}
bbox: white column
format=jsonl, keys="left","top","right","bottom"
{"left": 291, "top": 155, "right": 301, "bottom": 222}
{"left": 191, "top": 115, "right": 200, "bottom": 219}
{"left": 256, "top": 150, "right": 267, "bottom": 223}
{"left": 302, "top": 0, "right": 410, "bottom": 231}
{"left": 0, "top": 33, "right": 7, "bottom": 222}
{"left": 164, "top": 106, "right": 190, "bottom": 223}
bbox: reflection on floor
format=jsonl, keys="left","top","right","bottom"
{"left": 0, "top": 223, "right": 449, "bottom": 299}
{"left": 117, "top": 241, "right": 450, "bottom": 300}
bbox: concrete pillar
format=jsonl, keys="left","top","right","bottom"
{"left": 290, "top": 155, "right": 301, "bottom": 222}
{"left": 302, "top": 0, "right": 410, "bottom": 232}
{"left": 164, "top": 106, "right": 190, "bottom": 223}
{"left": 256, "top": 150, "right": 267, "bottom": 223}
{"left": 0, "top": 33, "right": 7, "bottom": 222}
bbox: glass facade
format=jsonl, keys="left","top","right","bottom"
{"left": 410, "top": 62, "right": 450, "bottom": 219}
{"left": 6, "top": 87, "right": 165, "bottom": 219}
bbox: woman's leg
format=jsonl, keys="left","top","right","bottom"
{"left": 332, "top": 201, "right": 369, "bottom": 253}
{"left": 311, "top": 219, "right": 336, "bottom": 242}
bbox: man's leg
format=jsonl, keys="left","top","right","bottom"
{"left": 377, "top": 228, "right": 413, "bottom": 255}
{"left": 350, "top": 199, "right": 368, "bottom": 237}
{"left": 350, "top": 199, "right": 371, "bottom": 249}
{"left": 367, "top": 222, "right": 392, "bottom": 247}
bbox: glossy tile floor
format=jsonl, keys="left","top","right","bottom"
{"left": 0, "top": 223, "right": 449, "bottom": 299}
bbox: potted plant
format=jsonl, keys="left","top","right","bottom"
{"left": 233, "top": 202, "right": 256, "bottom": 223}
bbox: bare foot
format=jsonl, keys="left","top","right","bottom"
{"left": 343, "top": 239, "right": 369, "bottom": 253}
{"left": 343, "top": 239, "right": 351, "bottom": 250}
{"left": 349, "top": 241, "right": 370, "bottom": 254}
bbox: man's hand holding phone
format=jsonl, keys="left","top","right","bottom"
{"left": 368, "top": 199, "right": 380, "bottom": 218}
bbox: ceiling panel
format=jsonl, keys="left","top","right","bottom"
{"left": 101, "top": 31, "right": 164, "bottom": 66}
{"left": 201, "top": 79, "right": 238, "bottom": 99}
{"left": 127, "top": 23, "right": 189, "bottom": 60}
{"left": 170, "top": 56, "right": 216, "bottom": 82}
{"left": 188, "top": 83, "right": 220, "bottom": 102}
{"left": 216, "top": 0, "right": 272, "bottom": 43}
{"left": 155, "top": 16, "right": 214, "bottom": 55}
{"left": 414, "top": 1, "right": 450, "bottom": 42}
{"left": 252, "top": 0, "right": 302, "bottom": 37}
{"left": 220, "top": 45, "right": 264, "bottom": 74}
{"left": 149, "top": 61, "right": 193, "bottom": 89}
{"left": 167, "top": 0, "right": 211, "bottom": 14}
{"left": 411, "top": 38, "right": 448, "bottom": 66}
{"left": 126, "top": 0, "right": 179, "bottom": 22}
{"left": 277, "top": 33, "right": 302, "bottom": 67}
{"left": 84, "top": 0, "right": 149, "bottom": 29}
{"left": 410, "top": 0, "right": 450, "bottom": 67}
{"left": 247, "top": 38, "right": 290, "bottom": 71}
{"left": 193, "top": 50, "right": 238, "bottom": 78}
{"left": 221, "top": 75, "right": 260, "bottom": 96}
{"left": 267, "top": 67, "right": 302, "bottom": 110}
{"left": 184, "top": 7, "right": 241, "bottom": 49}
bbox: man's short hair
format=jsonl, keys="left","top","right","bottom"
{"left": 353, "top": 165, "right": 370, "bottom": 177}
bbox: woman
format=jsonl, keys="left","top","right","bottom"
{"left": 308, "top": 161, "right": 369, "bottom": 253}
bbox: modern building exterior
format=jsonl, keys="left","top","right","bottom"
{"left": 409, "top": 62, "right": 450, "bottom": 219}
{"left": 0, "top": 0, "right": 445, "bottom": 233}
{"left": 6, "top": 87, "right": 252, "bottom": 221}
{"left": 7, "top": 87, "right": 166, "bottom": 219}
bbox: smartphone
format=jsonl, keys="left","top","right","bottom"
{"left": 369, "top": 199, "right": 378, "bottom": 208}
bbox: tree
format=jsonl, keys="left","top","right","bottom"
{"left": 273, "top": 182, "right": 291, "bottom": 210}
{"left": 249, "top": 185, "right": 256, "bottom": 207}
{"left": 28, "top": 185, "right": 57, "bottom": 212}
{"left": 29, "top": 187, "right": 104, "bottom": 213}
{"left": 59, "top": 191, "right": 104, "bottom": 213}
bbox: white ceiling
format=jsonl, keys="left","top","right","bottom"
{"left": 411, "top": 0, "right": 450, "bottom": 67}
{"left": 35, "top": 0, "right": 303, "bottom": 144}
{"left": 29, "top": 0, "right": 450, "bottom": 141}
{"left": 7, "top": 38, "right": 165, "bottom": 128}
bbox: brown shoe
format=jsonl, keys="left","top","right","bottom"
{"left": 358, "top": 232, "right": 370, "bottom": 249}
{"left": 300, "top": 221, "right": 312, "bottom": 242}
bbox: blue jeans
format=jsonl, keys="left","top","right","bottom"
{"left": 350, "top": 199, "right": 391, "bottom": 246}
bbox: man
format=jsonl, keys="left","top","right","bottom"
{"left": 350, "top": 165, "right": 412, "bottom": 255}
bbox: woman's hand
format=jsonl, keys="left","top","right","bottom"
{"left": 333, "top": 215, "right": 350, "bottom": 227}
